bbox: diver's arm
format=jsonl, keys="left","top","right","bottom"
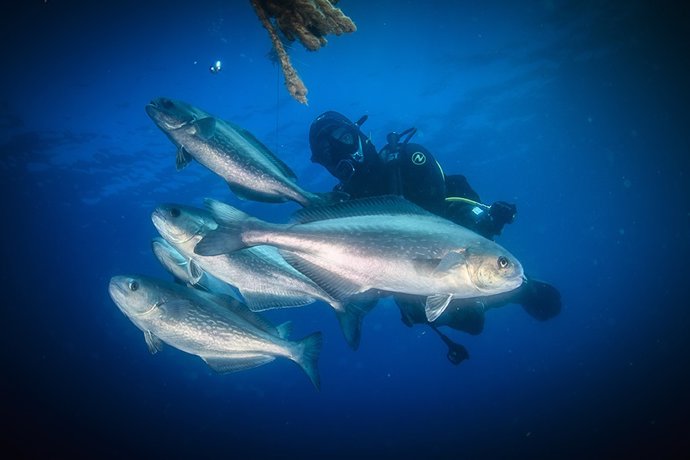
{"left": 444, "top": 175, "right": 516, "bottom": 239}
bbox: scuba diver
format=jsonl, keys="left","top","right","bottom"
{"left": 308, "top": 111, "right": 562, "bottom": 365}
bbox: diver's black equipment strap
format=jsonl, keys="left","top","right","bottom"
{"left": 380, "top": 126, "right": 415, "bottom": 196}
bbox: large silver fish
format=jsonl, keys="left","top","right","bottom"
{"left": 151, "top": 203, "right": 376, "bottom": 349}
{"left": 108, "top": 274, "right": 323, "bottom": 389}
{"left": 145, "top": 97, "right": 341, "bottom": 207}
{"left": 195, "top": 195, "right": 525, "bottom": 322}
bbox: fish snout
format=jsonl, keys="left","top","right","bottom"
{"left": 151, "top": 207, "right": 193, "bottom": 244}
{"left": 151, "top": 209, "right": 167, "bottom": 233}
{"left": 144, "top": 102, "right": 161, "bottom": 120}
{"left": 147, "top": 97, "right": 177, "bottom": 113}
{"left": 148, "top": 97, "right": 173, "bottom": 109}
{"left": 108, "top": 276, "right": 131, "bottom": 304}
{"left": 145, "top": 98, "right": 176, "bottom": 123}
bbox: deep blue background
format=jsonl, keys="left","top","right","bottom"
{"left": 1, "top": 1, "right": 688, "bottom": 458}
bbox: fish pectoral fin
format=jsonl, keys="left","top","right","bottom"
{"left": 425, "top": 294, "right": 454, "bottom": 322}
{"left": 411, "top": 252, "right": 466, "bottom": 277}
{"left": 202, "top": 354, "right": 275, "bottom": 373}
{"left": 144, "top": 330, "right": 164, "bottom": 354}
{"left": 203, "top": 198, "right": 252, "bottom": 225}
{"left": 176, "top": 147, "right": 194, "bottom": 170}
{"left": 433, "top": 251, "right": 467, "bottom": 274}
{"left": 162, "top": 299, "right": 194, "bottom": 317}
{"left": 192, "top": 116, "right": 217, "bottom": 139}
{"left": 187, "top": 259, "right": 204, "bottom": 284}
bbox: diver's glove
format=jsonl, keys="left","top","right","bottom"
{"left": 489, "top": 201, "right": 517, "bottom": 226}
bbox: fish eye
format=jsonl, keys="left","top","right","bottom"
{"left": 497, "top": 256, "right": 509, "bottom": 269}
{"left": 128, "top": 281, "right": 139, "bottom": 291}
{"left": 170, "top": 208, "right": 181, "bottom": 218}
{"left": 161, "top": 99, "right": 174, "bottom": 109}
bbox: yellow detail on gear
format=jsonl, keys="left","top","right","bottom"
{"left": 445, "top": 196, "right": 491, "bottom": 210}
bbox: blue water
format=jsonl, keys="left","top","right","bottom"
{"left": 2, "top": 1, "right": 688, "bottom": 458}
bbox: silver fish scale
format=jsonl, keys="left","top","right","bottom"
{"left": 147, "top": 298, "right": 291, "bottom": 359}
{"left": 192, "top": 125, "right": 308, "bottom": 203}
{"left": 262, "top": 218, "right": 461, "bottom": 261}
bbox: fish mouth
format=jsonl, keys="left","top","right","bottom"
{"left": 151, "top": 210, "right": 169, "bottom": 235}
{"left": 144, "top": 102, "right": 161, "bottom": 119}
{"left": 108, "top": 277, "right": 130, "bottom": 312}
{"left": 145, "top": 99, "right": 193, "bottom": 130}
{"left": 109, "top": 276, "right": 127, "bottom": 297}
{"left": 147, "top": 97, "right": 175, "bottom": 112}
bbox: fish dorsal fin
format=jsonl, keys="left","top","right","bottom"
{"left": 144, "top": 330, "right": 164, "bottom": 354}
{"left": 176, "top": 147, "right": 194, "bottom": 170}
{"left": 291, "top": 195, "right": 433, "bottom": 224}
{"left": 425, "top": 294, "right": 454, "bottom": 322}
{"left": 225, "top": 120, "right": 298, "bottom": 181}
{"left": 192, "top": 117, "right": 217, "bottom": 139}
{"left": 202, "top": 354, "right": 275, "bottom": 373}
{"left": 203, "top": 198, "right": 252, "bottom": 225}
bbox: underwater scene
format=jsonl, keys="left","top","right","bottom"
{"left": 2, "top": 1, "right": 688, "bottom": 458}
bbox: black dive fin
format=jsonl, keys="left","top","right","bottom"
{"left": 430, "top": 325, "right": 469, "bottom": 365}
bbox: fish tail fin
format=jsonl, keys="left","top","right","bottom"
{"left": 292, "top": 332, "right": 323, "bottom": 390}
{"left": 193, "top": 198, "right": 265, "bottom": 256}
